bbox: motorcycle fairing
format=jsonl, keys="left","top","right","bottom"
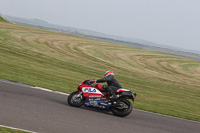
{"left": 84, "top": 98, "right": 111, "bottom": 110}
{"left": 82, "top": 87, "right": 104, "bottom": 99}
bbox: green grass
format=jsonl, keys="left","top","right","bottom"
{"left": 0, "top": 126, "right": 30, "bottom": 133}
{"left": 0, "top": 21, "right": 200, "bottom": 121}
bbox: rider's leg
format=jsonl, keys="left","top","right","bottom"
{"left": 103, "top": 85, "right": 117, "bottom": 99}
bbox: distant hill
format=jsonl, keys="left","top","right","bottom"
{"left": 4, "top": 15, "right": 200, "bottom": 61}
{"left": 0, "top": 16, "right": 8, "bottom": 23}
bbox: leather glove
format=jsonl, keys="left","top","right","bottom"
{"left": 90, "top": 80, "right": 96, "bottom": 84}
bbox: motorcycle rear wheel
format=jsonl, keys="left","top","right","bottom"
{"left": 111, "top": 99, "right": 132, "bottom": 117}
{"left": 68, "top": 91, "right": 85, "bottom": 107}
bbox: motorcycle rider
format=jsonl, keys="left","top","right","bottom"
{"left": 90, "top": 70, "right": 122, "bottom": 99}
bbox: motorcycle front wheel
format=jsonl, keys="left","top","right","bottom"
{"left": 110, "top": 99, "right": 132, "bottom": 117}
{"left": 67, "top": 91, "right": 85, "bottom": 107}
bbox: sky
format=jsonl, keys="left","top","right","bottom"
{"left": 0, "top": 0, "right": 200, "bottom": 51}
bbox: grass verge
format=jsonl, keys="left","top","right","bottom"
{"left": 0, "top": 126, "right": 30, "bottom": 133}
{"left": 0, "top": 21, "right": 200, "bottom": 121}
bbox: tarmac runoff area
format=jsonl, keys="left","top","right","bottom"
{"left": 0, "top": 79, "right": 199, "bottom": 133}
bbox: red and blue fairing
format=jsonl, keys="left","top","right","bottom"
{"left": 77, "top": 80, "right": 136, "bottom": 110}
{"left": 77, "top": 80, "right": 112, "bottom": 110}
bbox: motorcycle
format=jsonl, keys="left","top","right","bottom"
{"left": 67, "top": 79, "right": 137, "bottom": 117}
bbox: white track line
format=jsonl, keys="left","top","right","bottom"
{"left": 0, "top": 79, "right": 199, "bottom": 124}
{"left": 0, "top": 124, "right": 36, "bottom": 133}
{"left": 32, "top": 86, "right": 69, "bottom": 96}
{"left": 0, "top": 79, "right": 69, "bottom": 96}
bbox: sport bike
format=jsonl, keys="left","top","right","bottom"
{"left": 67, "top": 80, "right": 137, "bottom": 117}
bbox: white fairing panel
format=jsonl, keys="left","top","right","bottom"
{"left": 82, "top": 87, "right": 103, "bottom": 95}
{"left": 116, "top": 88, "right": 130, "bottom": 93}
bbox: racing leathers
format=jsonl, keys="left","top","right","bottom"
{"left": 96, "top": 75, "right": 122, "bottom": 99}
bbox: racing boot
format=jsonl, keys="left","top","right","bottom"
{"left": 109, "top": 94, "right": 117, "bottom": 100}
{"left": 108, "top": 89, "right": 117, "bottom": 100}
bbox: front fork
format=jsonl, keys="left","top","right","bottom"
{"left": 76, "top": 91, "right": 83, "bottom": 98}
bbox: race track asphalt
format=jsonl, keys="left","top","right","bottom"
{"left": 0, "top": 80, "right": 199, "bottom": 133}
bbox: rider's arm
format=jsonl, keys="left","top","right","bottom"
{"left": 96, "top": 78, "right": 106, "bottom": 83}
{"left": 96, "top": 76, "right": 112, "bottom": 83}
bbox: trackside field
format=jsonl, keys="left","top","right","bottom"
{"left": 0, "top": 126, "right": 30, "bottom": 133}
{"left": 0, "top": 21, "right": 200, "bottom": 121}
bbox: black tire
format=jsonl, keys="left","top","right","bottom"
{"left": 111, "top": 99, "right": 132, "bottom": 117}
{"left": 67, "top": 91, "right": 85, "bottom": 107}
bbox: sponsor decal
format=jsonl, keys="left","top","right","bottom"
{"left": 89, "top": 98, "right": 100, "bottom": 101}
{"left": 83, "top": 88, "right": 89, "bottom": 92}
{"left": 83, "top": 87, "right": 96, "bottom": 92}
{"left": 88, "top": 88, "right": 96, "bottom": 92}
{"left": 89, "top": 95, "right": 101, "bottom": 98}
{"left": 82, "top": 87, "right": 103, "bottom": 96}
